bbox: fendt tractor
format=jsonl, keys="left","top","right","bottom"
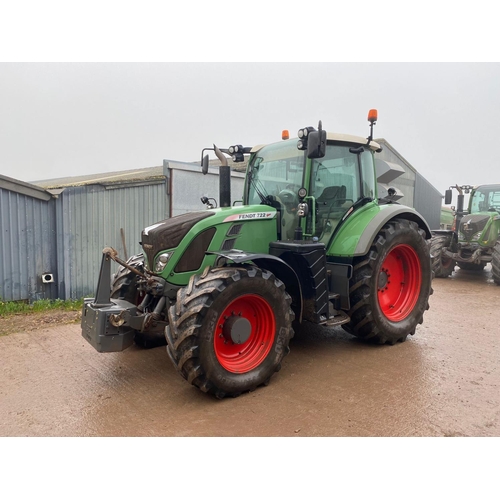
{"left": 81, "top": 110, "right": 433, "bottom": 398}
{"left": 430, "top": 183, "right": 500, "bottom": 283}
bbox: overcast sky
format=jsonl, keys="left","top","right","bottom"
{"left": 2, "top": 62, "right": 499, "bottom": 197}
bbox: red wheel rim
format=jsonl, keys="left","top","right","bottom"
{"left": 214, "top": 294, "right": 275, "bottom": 373}
{"left": 377, "top": 244, "right": 422, "bottom": 321}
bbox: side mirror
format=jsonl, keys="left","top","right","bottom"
{"left": 444, "top": 189, "right": 452, "bottom": 205}
{"left": 307, "top": 129, "right": 326, "bottom": 159}
{"left": 201, "top": 154, "right": 209, "bottom": 175}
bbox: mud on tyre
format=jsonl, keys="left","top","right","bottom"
{"left": 166, "top": 266, "right": 295, "bottom": 399}
{"left": 343, "top": 218, "right": 432, "bottom": 345}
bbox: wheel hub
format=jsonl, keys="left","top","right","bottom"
{"left": 222, "top": 315, "right": 252, "bottom": 345}
{"left": 378, "top": 269, "right": 389, "bottom": 290}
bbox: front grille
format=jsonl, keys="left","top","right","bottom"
{"left": 227, "top": 224, "right": 243, "bottom": 236}
{"left": 221, "top": 239, "right": 236, "bottom": 251}
{"left": 174, "top": 227, "right": 216, "bottom": 273}
{"left": 460, "top": 214, "right": 489, "bottom": 241}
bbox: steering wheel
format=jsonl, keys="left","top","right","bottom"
{"left": 277, "top": 188, "right": 297, "bottom": 204}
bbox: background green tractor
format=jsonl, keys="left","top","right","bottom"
{"left": 430, "top": 184, "right": 500, "bottom": 283}
{"left": 82, "top": 110, "right": 433, "bottom": 398}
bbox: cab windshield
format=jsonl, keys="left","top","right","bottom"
{"left": 246, "top": 141, "right": 305, "bottom": 239}
{"left": 247, "top": 140, "right": 305, "bottom": 206}
{"left": 470, "top": 185, "right": 500, "bottom": 213}
{"left": 246, "top": 140, "right": 375, "bottom": 241}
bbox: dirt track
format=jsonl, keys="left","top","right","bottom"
{"left": 1, "top": 265, "right": 499, "bottom": 437}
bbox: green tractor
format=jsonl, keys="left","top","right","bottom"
{"left": 81, "top": 110, "right": 433, "bottom": 398}
{"left": 430, "top": 184, "right": 500, "bottom": 283}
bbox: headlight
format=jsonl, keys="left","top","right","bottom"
{"left": 471, "top": 232, "right": 483, "bottom": 241}
{"left": 155, "top": 252, "right": 173, "bottom": 272}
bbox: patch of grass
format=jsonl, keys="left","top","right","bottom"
{"left": 0, "top": 298, "right": 84, "bottom": 317}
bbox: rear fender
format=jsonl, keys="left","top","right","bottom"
{"left": 354, "top": 206, "right": 432, "bottom": 256}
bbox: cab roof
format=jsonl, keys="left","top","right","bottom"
{"left": 474, "top": 184, "right": 500, "bottom": 190}
{"left": 250, "top": 133, "right": 381, "bottom": 153}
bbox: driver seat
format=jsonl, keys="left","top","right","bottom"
{"left": 317, "top": 185, "right": 346, "bottom": 209}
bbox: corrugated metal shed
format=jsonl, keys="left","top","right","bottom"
{"left": 0, "top": 175, "right": 57, "bottom": 302}
{"left": 54, "top": 181, "right": 169, "bottom": 299}
{"left": 1, "top": 168, "right": 170, "bottom": 301}
{"left": 167, "top": 160, "right": 245, "bottom": 216}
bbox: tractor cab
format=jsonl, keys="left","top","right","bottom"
{"left": 244, "top": 137, "right": 378, "bottom": 243}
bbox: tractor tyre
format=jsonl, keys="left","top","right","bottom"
{"left": 492, "top": 240, "right": 500, "bottom": 285}
{"left": 457, "top": 262, "right": 486, "bottom": 272}
{"left": 429, "top": 234, "right": 455, "bottom": 278}
{"left": 342, "top": 218, "right": 432, "bottom": 345}
{"left": 111, "top": 254, "right": 166, "bottom": 349}
{"left": 166, "top": 266, "right": 295, "bottom": 398}
{"left": 110, "top": 254, "right": 145, "bottom": 302}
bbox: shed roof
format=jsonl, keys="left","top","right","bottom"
{"left": 0, "top": 173, "right": 51, "bottom": 201}
{"left": 33, "top": 166, "right": 166, "bottom": 189}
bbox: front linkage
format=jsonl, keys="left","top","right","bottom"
{"left": 81, "top": 247, "right": 167, "bottom": 352}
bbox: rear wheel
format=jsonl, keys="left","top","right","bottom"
{"left": 492, "top": 240, "right": 500, "bottom": 285}
{"left": 166, "top": 266, "right": 294, "bottom": 398}
{"left": 457, "top": 261, "right": 486, "bottom": 272}
{"left": 430, "top": 234, "right": 455, "bottom": 278}
{"left": 343, "top": 218, "right": 432, "bottom": 344}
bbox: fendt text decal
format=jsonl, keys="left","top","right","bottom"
{"left": 223, "top": 212, "right": 276, "bottom": 222}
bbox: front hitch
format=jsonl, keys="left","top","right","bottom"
{"left": 81, "top": 249, "right": 138, "bottom": 352}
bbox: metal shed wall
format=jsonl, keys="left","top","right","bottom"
{"left": 414, "top": 172, "right": 442, "bottom": 229}
{"left": 54, "top": 181, "right": 169, "bottom": 299}
{"left": 165, "top": 161, "right": 245, "bottom": 217}
{"left": 0, "top": 186, "right": 57, "bottom": 302}
{"left": 375, "top": 142, "right": 416, "bottom": 207}
{"left": 375, "top": 139, "right": 442, "bottom": 227}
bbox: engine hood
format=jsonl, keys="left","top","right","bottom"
{"left": 141, "top": 211, "right": 214, "bottom": 267}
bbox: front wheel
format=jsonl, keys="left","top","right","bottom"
{"left": 166, "top": 266, "right": 295, "bottom": 398}
{"left": 430, "top": 234, "right": 455, "bottom": 278}
{"left": 343, "top": 218, "right": 432, "bottom": 344}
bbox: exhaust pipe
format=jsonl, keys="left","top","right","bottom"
{"left": 214, "top": 145, "right": 231, "bottom": 208}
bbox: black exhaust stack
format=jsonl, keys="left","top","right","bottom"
{"left": 214, "top": 144, "right": 231, "bottom": 208}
